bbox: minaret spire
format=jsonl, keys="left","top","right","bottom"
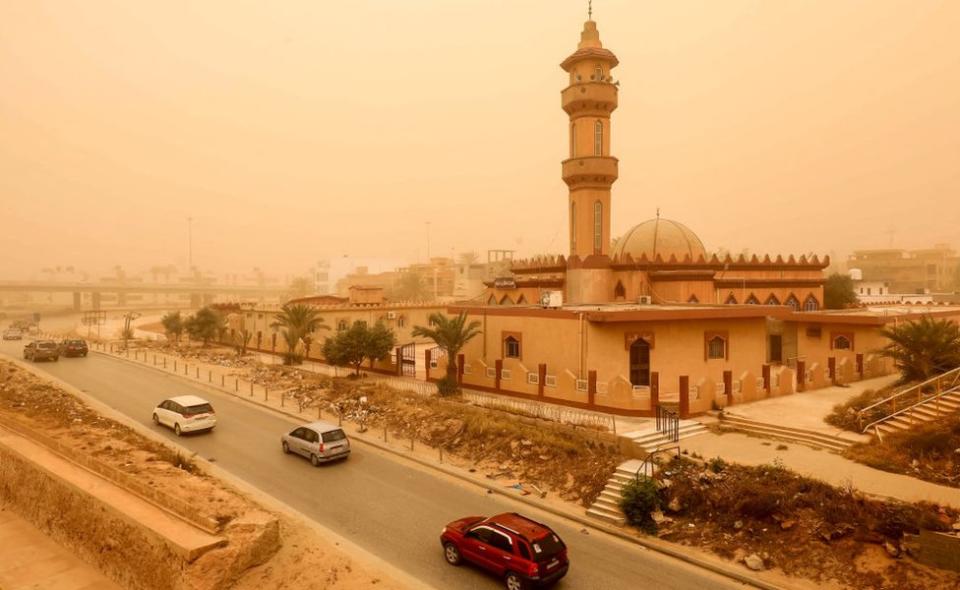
{"left": 588, "top": 0, "right": 592, "bottom": 20}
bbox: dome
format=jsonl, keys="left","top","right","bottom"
{"left": 612, "top": 218, "right": 707, "bottom": 262}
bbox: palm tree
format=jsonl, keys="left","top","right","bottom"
{"left": 272, "top": 303, "right": 328, "bottom": 364}
{"left": 880, "top": 316, "right": 960, "bottom": 383}
{"left": 412, "top": 311, "right": 482, "bottom": 392}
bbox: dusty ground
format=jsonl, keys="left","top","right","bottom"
{"left": 647, "top": 456, "right": 960, "bottom": 590}
{"left": 232, "top": 517, "right": 404, "bottom": 590}
{"left": 0, "top": 359, "right": 407, "bottom": 590}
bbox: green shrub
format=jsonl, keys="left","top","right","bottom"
{"left": 708, "top": 456, "right": 727, "bottom": 473}
{"left": 620, "top": 476, "right": 660, "bottom": 533}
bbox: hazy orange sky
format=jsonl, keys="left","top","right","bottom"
{"left": 2, "top": 0, "right": 958, "bottom": 279}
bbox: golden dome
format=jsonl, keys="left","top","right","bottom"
{"left": 612, "top": 218, "right": 707, "bottom": 261}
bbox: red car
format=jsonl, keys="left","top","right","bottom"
{"left": 440, "top": 512, "right": 569, "bottom": 589}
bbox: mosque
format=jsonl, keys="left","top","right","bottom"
{"left": 442, "top": 12, "right": 959, "bottom": 416}
{"left": 238, "top": 10, "right": 960, "bottom": 418}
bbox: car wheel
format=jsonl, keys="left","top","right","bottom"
{"left": 282, "top": 441, "right": 290, "bottom": 454}
{"left": 152, "top": 414, "right": 160, "bottom": 425}
{"left": 443, "top": 542, "right": 462, "bottom": 566}
{"left": 505, "top": 572, "right": 526, "bottom": 590}
{"left": 310, "top": 453, "right": 320, "bottom": 467}
{"left": 174, "top": 423, "right": 182, "bottom": 436}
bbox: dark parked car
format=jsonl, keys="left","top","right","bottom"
{"left": 59, "top": 339, "right": 89, "bottom": 357}
{"left": 24, "top": 340, "right": 60, "bottom": 362}
{"left": 440, "top": 513, "right": 569, "bottom": 589}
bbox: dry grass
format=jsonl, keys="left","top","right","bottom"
{"left": 826, "top": 386, "right": 899, "bottom": 432}
{"left": 845, "top": 414, "right": 960, "bottom": 487}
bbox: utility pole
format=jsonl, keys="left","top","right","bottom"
{"left": 425, "top": 221, "right": 431, "bottom": 260}
{"left": 187, "top": 216, "right": 193, "bottom": 269}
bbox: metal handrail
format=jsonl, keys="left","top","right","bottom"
{"left": 861, "top": 383, "right": 960, "bottom": 434}
{"left": 634, "top": 446, "right": 681, "bottom": 481}
{"left": 858, "top": 366, "right": 960, "bottom": 417}
{"left": 655, "top": 405, "right": 679, "bottom": 444}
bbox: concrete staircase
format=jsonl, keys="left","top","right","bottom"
{"left": 719, "top": 414, "right": 854, "bottom": 452}
{"left": 874, "top": 391, "right": 960, "bottom": 436}
{"left": 586, "top": 460, "right": 644, "bottom": 525}
{"left": 620, "top": 421, "right": 708, "bottom": 455}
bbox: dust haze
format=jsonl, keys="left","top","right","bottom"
{"left": 2, "top": 0, "right": 958, "bottom": 281}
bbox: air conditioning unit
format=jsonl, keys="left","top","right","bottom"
{"left": 540, "top": 290, "right": 564, "bottom": 308}
{"left": 637, "top": 295, "right": 653, "bottom": 305}
{"left": 386, "top": 311, "right": 397, "bottom": 320}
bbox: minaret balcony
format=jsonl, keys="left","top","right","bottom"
{"left": 562, "top": 83, "right": 618, "bottom": 116}
{"left": 562, "top": 156, "right": 619, "bottom": 187}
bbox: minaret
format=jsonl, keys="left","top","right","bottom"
{"left": 561, "top": 12, "right": 619, "bottom": 260}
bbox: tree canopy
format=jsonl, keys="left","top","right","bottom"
{"left": 880, "top": 316, "right": 960, "bottom": 382}
{"left": 412, "top": 311, "right": 482, "bottom": 393}
{"left": 272, "top": 303, "right": 328, "bottom": 364}
{"left": 322, "top": 321, "right": 396, "bottom": 376}
{"left": 824, "top": 273, "right": 858, "bottom": 309}
{"left": 184, "top": 307, "right": 225, "bottom": 347}
{"left": 161, "top": 311, "right": 184, "bottom": 344}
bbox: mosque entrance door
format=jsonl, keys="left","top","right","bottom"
{"left": 629, "top": 339, "right": 651, "bottom": 387}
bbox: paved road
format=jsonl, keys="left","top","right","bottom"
{"left": 1, "top": 342, "right": 747, "bottom": 590}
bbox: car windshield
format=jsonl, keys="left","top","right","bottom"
{"left": 67, "top": 340, "right": 84, "bottom": 345}
{"left": 530, "top": 533, "right": 565, "bottom": 563}
{"left": 184, "top": 403, "right": 213, "bottom": 415}
{"left": 321, "top": 429, "right": 346, "bottom": 443}
{"left": 38, "top": 342, "right": 57, "bottom": 349}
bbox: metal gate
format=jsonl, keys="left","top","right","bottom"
{"left": 399, "top": 342, "right": 417, "bottom": 377}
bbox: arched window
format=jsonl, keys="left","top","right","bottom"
{"left": 724, "top": 293, "right": 738, "bottom": 305}
{"left": 570, "top": 123, "right": 576, "bottom": 158}
{"left": 745, "top": 294, "right": 760, "bottom": 305}
{"left": 504, "top": 336, "right": 521, "bottom": 358}
{"left": 570, "top": 202, "right": 577, "bottom": 252}
{"left": 765, "top": 294, "right": 781, "bottom": 306}
{"left": 614, "top": 281, "right": 626, "bottom": 300}
{"left": 499, "top": 295, "right": 514, "bottom": 306}
{"left": 594, "top": 66, "right": 603, "bottom": 81}
{"left": 593, "top": 201, "right": 603, "bottom": 254}
{"left": 337, "top": 319, "right": 349, "bottom": 331}
{"left": 594, "top": 121, "right": 603, "bottom": 156}
{"left": 803, "top": 295, "right": 820, "bottom": 312}
{"left": 688, "top": 294, "right": 700, "bottom": 303}
{"left": 833, "top": 335, "right": 852, "bottom": 350}
{"left": 785, "top": 294, "right": 800, "bottom": 311}
{"left": 707, "top": 336, "right": 727, "bottom": 360}
{"left": 487, "top": 295, "right": 497, "bottom": 305}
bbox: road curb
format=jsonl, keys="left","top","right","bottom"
{"left": 87, "top": 349, "right": 789, "bottom": 590}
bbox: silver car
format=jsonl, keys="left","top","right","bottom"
{"left": 281, "top": 421, "right": 351, "bottom": 466}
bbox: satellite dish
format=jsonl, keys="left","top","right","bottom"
{"left": 539, "top": 292, "right": 552, "bottom": 307}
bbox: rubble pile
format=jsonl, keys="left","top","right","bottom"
{"left": 644, "top": 457, "right": 960, "bottom": 589}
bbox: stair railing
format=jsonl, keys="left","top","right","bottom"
{"left": 858, "top": 366, "right": 960, "bottom": 434}
{"left": 655, "top": 404, "right": 680, "bottom": 444}
{"left": 634, "top": 446, "right": 681, "bottom": 482}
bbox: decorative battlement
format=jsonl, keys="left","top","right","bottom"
{"left": 509, "top": 252, "right": 831, "bottom": 274}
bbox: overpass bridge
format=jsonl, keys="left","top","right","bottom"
{"left": 0, "top": 281, "right": 287, "bottom": 309}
